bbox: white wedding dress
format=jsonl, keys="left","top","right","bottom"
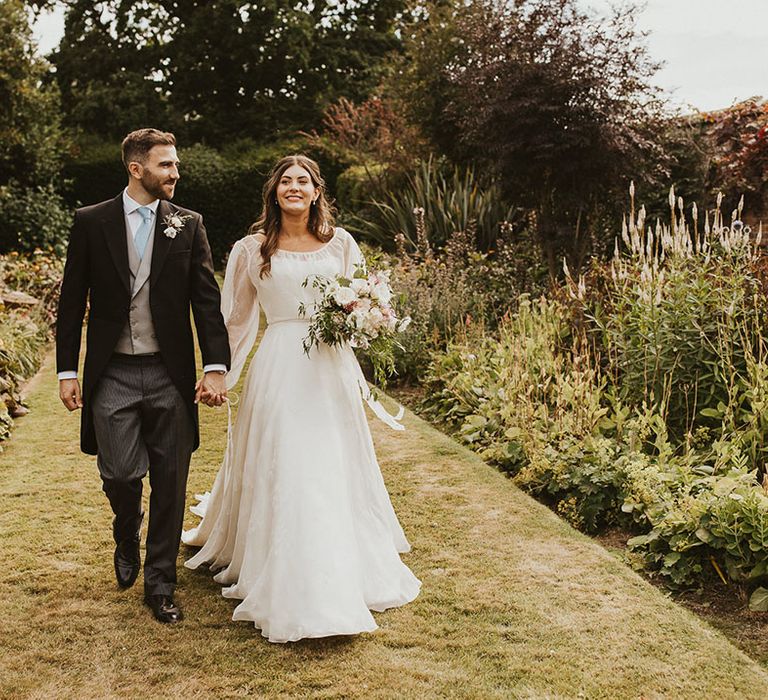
{"left": 182, "top": 227, "right": 421, "bottom": 642}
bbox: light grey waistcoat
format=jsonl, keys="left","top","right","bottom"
{"left": 114, "top": 226, "right": 161, "bottom": 354}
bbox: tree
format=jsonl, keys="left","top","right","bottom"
{"left": 51, "top": 1, "right": 178, "bottom": 139}
{"left": 384, "top": 0, "right": 472, "bottom": 159}
{"left": 0, "top": 0, "right": 70, "bottom": 252}
{"left": 51, "top": 0, "right": 408, "bottom": 144}
{"left": 389, "top": 0, "right": 664, "bottom": 274}
{"left": 706, "top": 98, "right": 768, "bottom": 220}
{"left": 0, "top": 0, "right": 65, "bottom": 187}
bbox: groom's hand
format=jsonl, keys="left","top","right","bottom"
{"left": 59, "top": 378, "right": 83, "bottom": 411}
{"left": 195, "top": 371, "right": 227, "bottom": 407}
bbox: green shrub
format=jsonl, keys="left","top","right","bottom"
{"left": 627, "top": 460, "right": 768, "bottom": 589}
{"left": 61, "top": 139, "right": 125, "bottom": 208}
{"left": 0, "top": 249, "right": 64, "bottom": 325}
{"left": 586, "top": 191, "right": 763, "bottom": 442}
{"left": 0, "top": 251, "right": 64, "bottom": 445}
{"left": 422, "top": 295, "right": 624, "bottom": 532}
{"left": 389, "top": 246, "right": 488, "bottom": 382}
{"left": 335, "top": 163, "right": 388, "bottom": 213}
{"left": 386, "top": 222, "right": 545, "bottom": 382}
{"left": 419, "top": 189, "right": 768, "bottom": 592}
{"left": 0, "top": 307, "right": 50, "bottom": 441}
{"left": 0, "top": 183, "right": 72, "bottom": 254}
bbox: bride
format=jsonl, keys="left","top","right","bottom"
{"left": 182, "top": 155, "right": 421, "bottom": 642}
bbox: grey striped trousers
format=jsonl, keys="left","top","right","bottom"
{"left": 91, "top": 353, "right": 194, "bottom": 596}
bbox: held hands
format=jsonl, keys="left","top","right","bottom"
{"left": 195, "top": 371, "right": 228, "bottom": 407}
{"left": 59, "top": 378, "right": 83, "bottom": 411}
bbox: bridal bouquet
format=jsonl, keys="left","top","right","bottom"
{"left": 299, "top": 264, "right": 411, "bottom": 386}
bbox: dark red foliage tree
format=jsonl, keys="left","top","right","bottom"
{"left": 706, "top": 98, "right": 768, "bottom": 220}
{"left": 394, "top": 0, "right": 665, "bottom": 275}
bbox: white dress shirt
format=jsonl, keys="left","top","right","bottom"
{"left": 58, "top": 190, "right": 227, "bottom": 379}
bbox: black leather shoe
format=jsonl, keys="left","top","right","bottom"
{"left": 144, "top": 594, "right": 183, "bottom": 623}
{"left": 113, "top": 513, "right": 143, "bottom": 588}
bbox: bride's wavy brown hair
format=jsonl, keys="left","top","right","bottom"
{"left": 249, "top": 155, "right": 336, "bottom": 278}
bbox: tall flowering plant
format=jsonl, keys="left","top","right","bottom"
{"left": 299, "top": 264, "right": 411, "bottom": 387}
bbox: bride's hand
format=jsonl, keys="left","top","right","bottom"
{"left": 196, "top": 372, "right": 228, "bottom": 407}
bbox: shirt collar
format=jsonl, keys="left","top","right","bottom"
{"left": 122, "top": 189, "right": 160, "bottom": 216}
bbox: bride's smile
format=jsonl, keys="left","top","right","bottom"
{"left": 277, "top": 166, "right": 317, "bottom": 215}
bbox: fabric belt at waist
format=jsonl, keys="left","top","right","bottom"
{"left": 266, "top": 318, "right": 311, "bottom": 327}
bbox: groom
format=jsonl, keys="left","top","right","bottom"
{"left": 56, "top": 128, "right": 230, "bottom": 623}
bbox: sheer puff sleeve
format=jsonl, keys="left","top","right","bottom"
{"left": 339, "top": 226, "right": 366, "bottom": 278}
{"left": 221, "top": 236, "right": 261, "bottom": 390}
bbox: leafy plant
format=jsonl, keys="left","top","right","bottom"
{"left": 0, "top": 251, "right": 64, "bottom": 444}
{"left": 0, "top": 183, "right": 72, "bottom": 254}
{"left": 386, "top": 220, "right": 545, "bottom": 382}
{"left": 419, "top": 186, "right": 768, "bottom": 595}
{"left": 579, "top": 186, "right": 766, "bottom": 442}
{"left": 348, "top": 158, "right": 519, "bottom": 250}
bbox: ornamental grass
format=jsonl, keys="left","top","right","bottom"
{"left": 422, "top": 186, "right": 768, "bottom": 604}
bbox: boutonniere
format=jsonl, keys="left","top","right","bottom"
{"left": 162, "top": 211, "right": 193, "bottom": 239}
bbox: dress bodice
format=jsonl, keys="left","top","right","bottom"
{"left": 219, "top": 227, "right": 364, "bottom": 390}
{"left": 254, "top": 235, "right": 344, "bottom": 325}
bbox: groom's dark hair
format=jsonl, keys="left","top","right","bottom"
{"left": 121, "top": 128, "right": 176, "bottom": 170}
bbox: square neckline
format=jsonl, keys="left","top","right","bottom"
{"left": 273, "top": 229, "right": 337, "bottom": 256}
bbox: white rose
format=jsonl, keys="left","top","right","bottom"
{"left": 332, "top": 286, "right": 357, "bottom": 306}
{"left": 355, "top": 297, "right": 372, "bottom": 313}
{"left": 325, "top": 280, "right": 340, "bottom": 295}
{"left": 370, "top": 283, "right": 392, "bottom": 304}
{"left": 364, "top": 307, "right": 385, "bottom": 334}
{"left": 170, "top": 216, "right": 183, "bottom": 228}
{"left": 351, "top": 277, "right": 370, "bottom": 295}
{"left": 349, "top": 310, "right": 366, "bottom": 329}
{"left": 164, "top": 227, "right": 177, "bottom": 238}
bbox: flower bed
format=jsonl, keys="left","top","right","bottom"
{"left": 419, "top": 190, "right": 768, "bottom": 606}
{"left": 0, "top": 250, "right": 63, "bottom": 444}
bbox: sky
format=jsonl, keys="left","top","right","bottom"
{"left": 32, "top": 0, "right": 768, "bottom": 113}
{"left": 582, "top": 0, "right": 768, "bottom": 111}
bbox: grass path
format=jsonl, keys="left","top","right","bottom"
{"left": 2, "top": 350, "right": 768, "bottom": 699}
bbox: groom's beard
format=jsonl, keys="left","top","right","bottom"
{"left": 142, "top": 172, "right": 177, "bottom": 200}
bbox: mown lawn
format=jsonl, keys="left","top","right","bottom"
{"left": 2, "top": 350, "right": 768, "bottom": 699}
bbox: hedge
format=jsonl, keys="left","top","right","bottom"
{"left": 62, "top": 137, "right": 350, "bottom": 262}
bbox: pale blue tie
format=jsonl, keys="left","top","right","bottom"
{"left": 134, "top": 206, "right": 153, "bottom": 259}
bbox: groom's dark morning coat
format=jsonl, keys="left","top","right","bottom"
{"left": 56, "top": 194, "right": 230, "bottom": 454}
